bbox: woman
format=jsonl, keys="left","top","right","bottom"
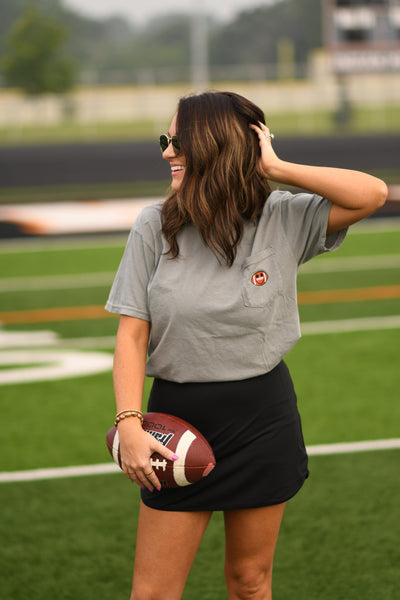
{"left": 106, "top": 91, "right": 387, "bottom": 599}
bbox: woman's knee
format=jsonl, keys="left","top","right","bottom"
{"left": 225, "top": 561, "right": 272, "bottom": 599}
{"left": 130, "top": 580, "right": 169, "bottom": 600}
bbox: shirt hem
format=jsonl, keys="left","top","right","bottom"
{"left": 104, "top": 302, "right": 150, "bottom": 321}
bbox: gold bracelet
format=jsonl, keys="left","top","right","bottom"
{"left": 114, "top": 409, "right": 143, "bottom": 427}
{"left": 115, "top": 408, "right": 143, "bottom": 420}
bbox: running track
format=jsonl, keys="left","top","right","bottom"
{"left": 1, "top": 135, "right": 400, "bottom": 187}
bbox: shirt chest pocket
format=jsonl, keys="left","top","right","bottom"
{"left": 241, "top": 247, "right": 283, "bottom": 308}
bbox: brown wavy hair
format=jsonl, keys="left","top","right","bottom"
{"left": 161, "top": 91, "right": 272, "bottom": 266}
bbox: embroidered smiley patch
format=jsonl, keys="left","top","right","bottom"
{"left": 251, "top": 271, "right": 268, "bottom": 286}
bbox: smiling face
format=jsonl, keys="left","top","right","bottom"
{"left": 162, "top": 113, "right": 186, "bottom": 191}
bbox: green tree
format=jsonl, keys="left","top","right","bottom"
{"left": 210, "top": 0, "right": 322, "bottom": 73}
{"left": 1, "top": 6, "right": 77, "bottom": 95}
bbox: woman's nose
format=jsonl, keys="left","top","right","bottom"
{"left": 163, "top": 142, "right": 176, "bottom": 159}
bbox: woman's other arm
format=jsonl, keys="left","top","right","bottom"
{"left": 251, "top": 122, "right": 388, "bottom": 233}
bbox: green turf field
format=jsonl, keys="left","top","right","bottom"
{"left": 0, "top": 219, "right": 399, "bottom": 600}
{"left": 1, "top": 103, "right": 399, "bottom": 147}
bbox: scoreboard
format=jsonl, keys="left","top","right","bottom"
{"left": 323, "top": 0, "right": 400, "bottom": 72}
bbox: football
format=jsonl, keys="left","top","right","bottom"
{"left": 106, "top": 412, "right": 216, "bottom": 488}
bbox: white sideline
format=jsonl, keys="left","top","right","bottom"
{"left": 56, "top": 314, "right": 400, "bottom": 347}
{"left": 0, "top": 439, "right": 399, "bottom": 484}
{"left": 0, "top": 272, "right": 115, "bottom": 291}
{"left": 300, "top": 315, "right": 400, "bottom": 334}
{"left": 300, "top": 253, "right": 400, "bottom": 273}
{"left": 307, "top": 438, "right": 400, "bottom": 455}
{"left": 0, "top": 463, "right": 120, "bottom": 483}
{"left": 1, "top": 254, "right": 400, "bottom": 292}
{"left": 2, "top": 315, "right": 399, "bottom": 352}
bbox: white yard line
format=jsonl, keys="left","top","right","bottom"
{"left": 0, "top": 463, "right": 120, "bottom": 483}
{"left": 300, "top": 254, "right": 400, "bottom": 273}
{"left": 1, "top": 253, "right": 399, "bottom": 291}
{"left": 54, "top": 315, "right": 400, "bottom": 346}
{"left": 0, "top": 272, "right": 115, "bottom": 291}
{"left": 307, "top": 439, "right": 400, "bottom": 456}
{"left": 0, "top": 234, "right": 128, "bottom": 253}
{"left": 351, "top": 217, "right": 400, "bottom": 233}
{"left": 1, "top": 315, "right": 399, "bottom": 352}
{"left": 300, "top": 315, "right": 400, "bottom": 334}
{"left": 1, "top": 438, "right": 399, "bottom": 483}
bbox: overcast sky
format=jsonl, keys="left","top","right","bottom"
{"left": 63, "top": 0, "right": 278, "bottom": 26}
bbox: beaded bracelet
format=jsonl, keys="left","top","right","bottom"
{"left": 114, "top": 409, "right": 143, "bottom": 427}
{"left": 115, "top": 408, "right": 143, "bottom": 420}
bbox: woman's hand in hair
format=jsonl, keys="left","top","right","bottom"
{"left": 250, "top": 121, "right": 281, "bottom": 180}
{"left": 250, "top": 121, "right": 387, "bottom": 233}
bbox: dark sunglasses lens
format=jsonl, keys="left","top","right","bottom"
{"left": 172, "top": 137, "right": 181, "bottom": 152}
{"left": 159, "top": 135, "right": 169, "bottom": 151}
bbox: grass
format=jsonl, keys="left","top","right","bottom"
{"left": 0, "top": 117, "right": 161, "bottom": 147}
{"left": 273, "top": 451, "right": 400, "bottom": 600}
{"left": 0, "top": 373, "right": 155, "bottom": 472}
{"left": 0, "top": 243, "right": 125, "bottom": 278}
{"left": 0, "top": 451, "right": 398, "bottom": 600}
{"left": 0, "top": 223, "right": 399, "bottom": 599}
{"left": 0, "top": 327, "right": 398, "bottom": 475}
{"left": 312, "top": 229, "right": 400, "bottom": 257}
{"left": 288, "top": 329, "right": 400, "bottom": 443}
{"left": 299, "top": 267, "right": 400, "bottom": 290}
{"left": 0, "top": 476, "right": 139, "bottom": 600}
{"left": 2, "top": 317, "right": 119, "bottom": 339}
{"left": 0, "top": 104, "right": 399, "bottom": 148}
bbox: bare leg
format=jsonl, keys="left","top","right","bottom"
{"left": 224, "top": 503, "right": 286, "bottom": 600}
{"left": 130, "top": 501, "right": 212, "bottom": 600}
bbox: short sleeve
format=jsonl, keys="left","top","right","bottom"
{"left": 105, "top": 206, "right": 162, "bottom": 321}
{"left": 278, "top": 191, "right": 347, "bottom": 265}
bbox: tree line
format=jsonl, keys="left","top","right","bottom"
{"left": 0, "top": 0, "right": 322, "bottom": 95}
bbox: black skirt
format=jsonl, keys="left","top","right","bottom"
{"left": 141, "top": 361, "right": 309, "bottom": 511}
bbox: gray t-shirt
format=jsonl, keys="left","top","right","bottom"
{"left": 105, "top": 190, "right": 346, "bottom": 383}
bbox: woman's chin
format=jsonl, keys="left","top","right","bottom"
{"left": 171, "top": 178, "right": 182, "bottom": 191}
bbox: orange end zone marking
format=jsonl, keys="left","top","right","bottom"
{"left": 0, "top": 285, "right": 399, "bottom": 324}
{"left": 298, "top": 285, "right": 400, "bottom": 305}
{"left": 0, "top": 305, "right": 116, "bottom": 324}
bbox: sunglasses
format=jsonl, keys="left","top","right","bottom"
{"left": 159, "top": 134, "right": 181, "bottom": 154}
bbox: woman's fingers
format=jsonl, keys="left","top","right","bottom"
{"left": 142, "top": 467, "right": 161, "bottom": 491}
{"left": 123, "top": 462, "right": 158, "bottom": 491}
{"left": 136, "top": 465, "right": 160, "bottom": 492}
{"left": 120, "top": 434, "right": 179, "bottom": 492}
{"left": 250, "top": 121, "right": 274, "bottom": 145}
{"left": 125, "top": 469, "right": 137, "bottom": 481}
{"left": 138, "top": 441, "right": 179, "bottom": 491}
{"left": 250, "top": 121, "right": 279, "bottom": 178}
